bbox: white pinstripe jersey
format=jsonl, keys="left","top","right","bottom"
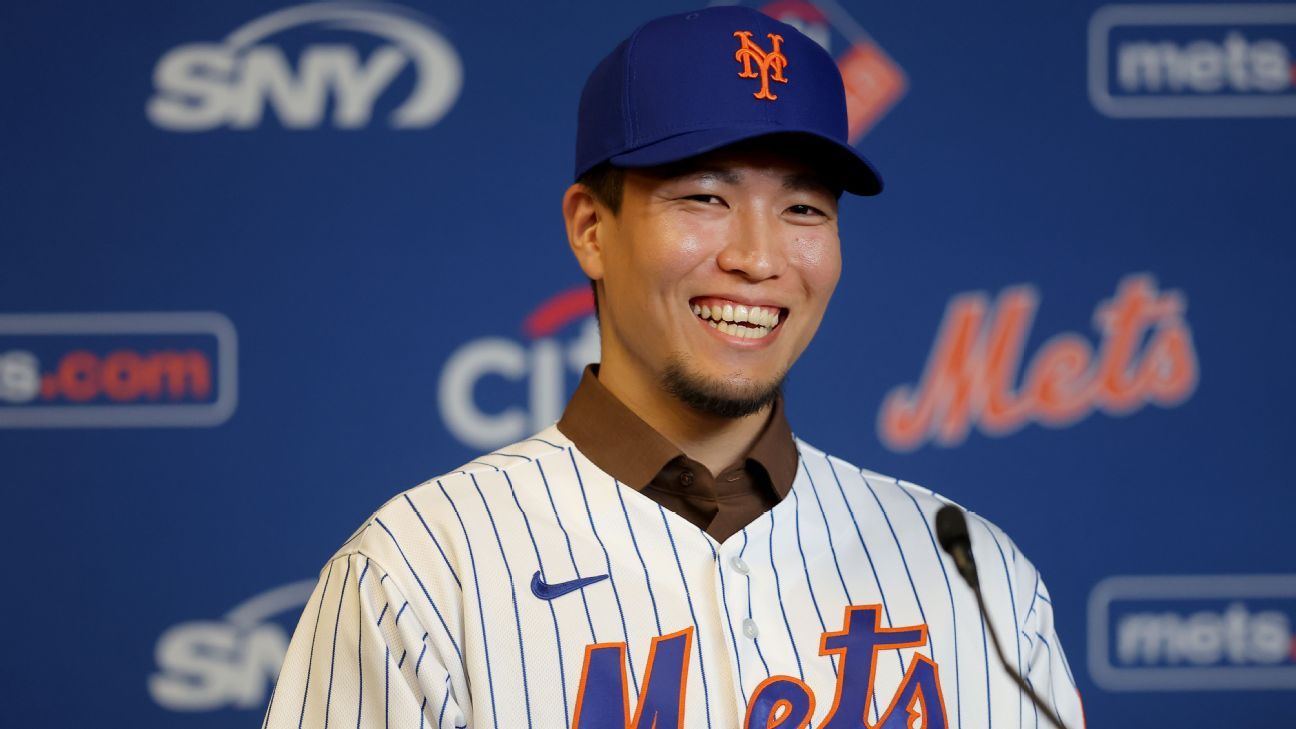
{"left": 264, "top": 425, "right": 1084, "bottom": 729}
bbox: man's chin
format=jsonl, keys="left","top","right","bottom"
{"left": 660, "top": 357, "right": 784, "bottom": 419}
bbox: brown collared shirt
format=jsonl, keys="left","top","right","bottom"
{"left": 556, "top": 365, "right": 798, "bottom": 543}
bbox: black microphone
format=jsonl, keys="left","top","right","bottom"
{"left": 934, "top": 505, "right": 1070, "bottom": 729}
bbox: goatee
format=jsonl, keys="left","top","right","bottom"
{"left": 661, "top": 356, "right": 784, "bottom": 418}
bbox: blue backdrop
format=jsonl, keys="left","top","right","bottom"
{"left": 3, "top": 0, "right": 1294, "bottom": 726}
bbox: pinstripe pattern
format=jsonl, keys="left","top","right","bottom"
{"left": 265, "top": 427, "right": 1083, "bottom": 728}
{"left": 739, "top": 529, "right": 772, "bottom": 679}
{"left": 503, "top": 471, "right": 571, "bottom": 720}
{"left": 569, "top": 451, "right": 640, "bottom": 702}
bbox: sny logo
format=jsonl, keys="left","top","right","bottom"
{"left": 148, "top": 2, "right": 463, "bottom": 131}
{"left": 572, "top": 606, "right": 945, "bottom": 728}
{"left": 0, "top": 312, "right": 237, "bottom": 428}
{"left": 877, "top": 274, "right": 1198, "bottom": 452}
{"left": 150, "top": 580, "right": 316, "bottom": 711}
{"left": 734, "top": 30, "right": 789, "bottom": 100}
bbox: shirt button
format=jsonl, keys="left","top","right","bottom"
{"left": 742, "top": 618, "right": 759, "bottom": 640}
{"left": 678, "top": 470, "right": 694, "bottom": 487}
{"left": 731, "top": 556, "right": 750, "bottom": 575}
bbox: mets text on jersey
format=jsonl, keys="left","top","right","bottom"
{"left": 878, "top": 274, "right": 1198, "bottom": 452}
{"left": 0, "top": 311, "right": 237, "bottom": 427}
{"left": 438, "top": 286, "right": 599, "bottom": 450}
{"left": 1088, "top": 574, "right": 1296, "bottom": 691}
{"left": 572, "top": 606, "right": 946, "bottom": 729}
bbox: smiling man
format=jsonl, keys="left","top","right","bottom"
{"left": 266, "top": 7, "right": 1084, "bottom": 729}
{"left": 560, "top": 138, "right": 846, "bottom": 505}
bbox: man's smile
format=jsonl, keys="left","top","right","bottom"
{"left": 688, "top": 296, "right": 786, "bottom": 341}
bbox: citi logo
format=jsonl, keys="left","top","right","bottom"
{"left": 438, "top": 287, "right": 599, "bottom": 450}
{"left": 148, "top": 2, "right": 463, "bottom": 131}
{"left": 0, "top": 312, "right": 237, "bottom": 428}
{"left": 150, "top": 580, "right": 316, "bottom": 711}
{"left": 1089, "top": 4, "right": 1296, "bottom": 118}
{"left": 1089, "top": 575, "right": 1296, "bottom": 691}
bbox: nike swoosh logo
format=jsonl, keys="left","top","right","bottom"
{"left": 531, "top": 570, "right": 609, "bottom": 600}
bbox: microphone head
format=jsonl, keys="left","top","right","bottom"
{"left": 935, "top": 505, "right": 971, "bottom": 556}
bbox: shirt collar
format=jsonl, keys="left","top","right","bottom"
{"left": 556, "top": 364, "right": 798, "bottom": 497}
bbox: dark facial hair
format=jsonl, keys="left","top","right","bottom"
{"left": 660, "top": 356, "right": 784, "bottom": 418}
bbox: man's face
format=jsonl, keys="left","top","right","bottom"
{"left": 581, "top": 143, "right": 843, "bottom": 417}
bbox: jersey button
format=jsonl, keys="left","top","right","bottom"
{"left": 678, "top": 470, "right": 694, "bottom": 487}
{"left": 731, "top": 556, "right": 750, "bottom": 575}
{"left": 742, "top": 618, "right": 759, "bottom": 640}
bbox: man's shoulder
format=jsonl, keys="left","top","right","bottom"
{"left": 793, "top": 437, "right": 1020, "bottom": 552}
{"left": 443, "top": 425, "right": 578, "bottom": 476}
{"left": 793, "top": 436, "right": 952, "bottom": 511}
{"left": 327, "top": 426, "right": 579, "bottom": 567}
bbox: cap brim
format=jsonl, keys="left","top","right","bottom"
{"left": 607, "top": 128, "right": 883, "bottom": 196}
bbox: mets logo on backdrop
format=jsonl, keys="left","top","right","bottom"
{"left": 438, "top": 286, "right": 598, "bottom": 450}
{"left": 878, "top": 274, "right": 1198, "bottom": 452}
{"left": 734, "top": 30, "right": 789, "bottom": 100}
{"left": 752, "top": 0, "right": 906, "bottom": 140}
{"left": 1088, "top": 4, "right": 1296, "bottom": 118}
{"left": 0, "top": 312, "right": 236, "bottom": 428}
{"left": 1088, "top": 575, "right": 1296, "bottom": 691}
{"left": 148, "top": 2, "right": 463, "bottom": 131}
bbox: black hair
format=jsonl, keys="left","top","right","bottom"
{"left": 575, "top": 162, "right": 626, "bottom": 215}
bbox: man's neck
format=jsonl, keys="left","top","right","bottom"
{"left": 595, "top": 362, "right": 771, "bottom": 477}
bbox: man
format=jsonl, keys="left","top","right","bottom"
{"left": 265, "top": 6, "right": 1083, "bottom": 728}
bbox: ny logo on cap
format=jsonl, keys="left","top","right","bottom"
{"left": 733, "top": 31, "right": 788, "bottom": 101}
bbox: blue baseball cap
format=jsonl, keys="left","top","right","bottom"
{"left": 574, "top": 5, "right": 882, "bottom": 196}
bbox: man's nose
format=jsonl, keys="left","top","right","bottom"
{"left": 715, "top": 208, "right": 787, "bottom": 281}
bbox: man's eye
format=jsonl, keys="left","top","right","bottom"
{"left": 788, "top": 204, "right": 825, "bottom": 216}
{"left": 683, "top": 194, "right": 725, "bottom": 205}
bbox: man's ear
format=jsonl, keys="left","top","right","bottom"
{"left": 563, "top": 184, "right": 608, "bottom": 281}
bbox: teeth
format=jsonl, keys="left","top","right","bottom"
{"left": 709, "top": 320, "right": 717, "bottom": 328}
{"left": 692, "top": 300, "right": 783, "bottom": 331}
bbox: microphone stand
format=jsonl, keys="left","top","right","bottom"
{"left": 936, "top": 505, "right": 1071, "bottom": 729}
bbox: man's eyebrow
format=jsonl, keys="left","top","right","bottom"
{"left": 679, "top": 167, "right": 742, "bottom": 185}
{"left": 654, "top": 165, "right": 834, "bottom": 193}
{"left": 782, "top": 171, "right": 834, "bottom": 193}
